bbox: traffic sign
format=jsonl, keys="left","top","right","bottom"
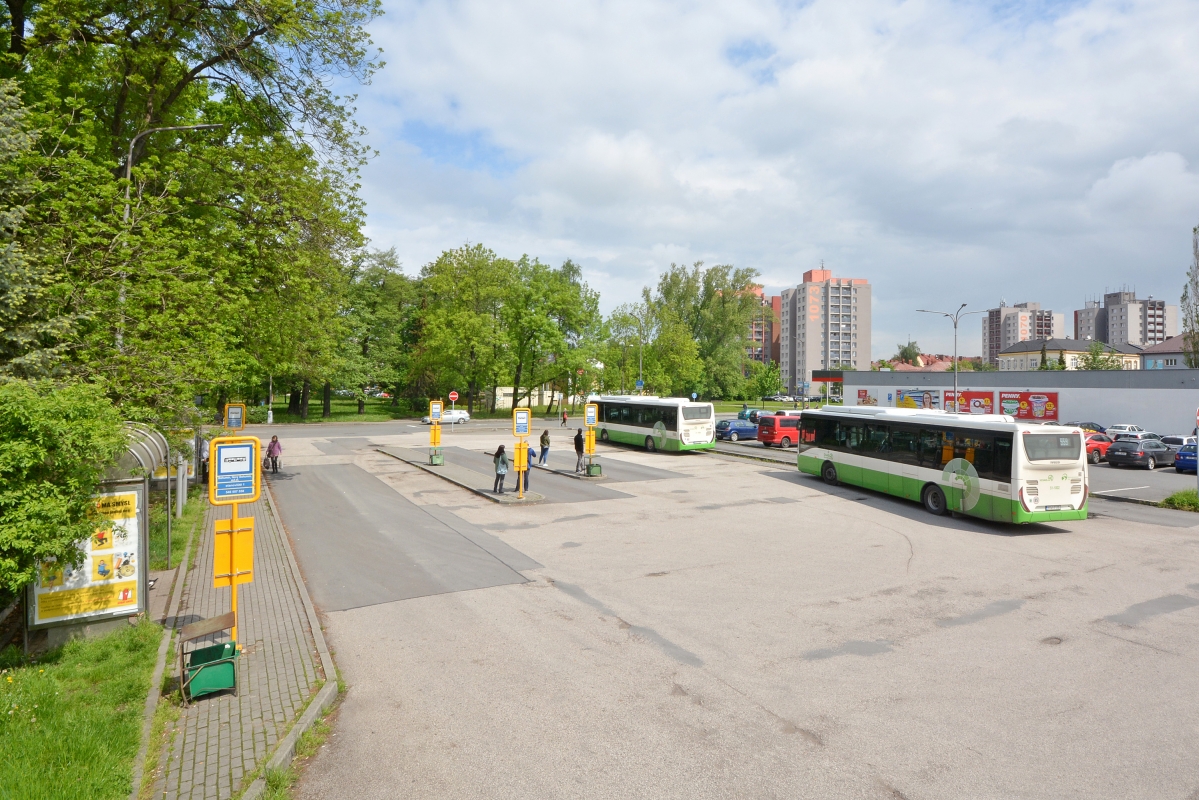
{"left": 448, "top": 391, "right": 459, "bottom": 402}
{"left": 691, "top": 393, "right": 698, "bottom": 400}
{"left": 224, "top": 403, "right": 245, "bottom": 431}
{"left": 584, "top": 403, "right": 598, "bottom": 427}
{"left": 208, "top": 436, "right": 261, "bottom": 505}
{"left": 513, "top": 407, "right": 531, "bottom": 436}
{"left": 635, "top": 379, "right": 644, "bottom": 389}
{"left": 429, "top": 400, "right": 442, "bottom": 422}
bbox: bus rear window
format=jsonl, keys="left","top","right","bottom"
{"left": 1023, "top": 433, "right": 1081, "bottom": 461}
{"left": 682, "top": 405, "right": 712, "bottom": 420}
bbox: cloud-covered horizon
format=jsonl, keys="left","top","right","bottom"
{"left": 349, "top": 0, "right": 1199, "bottom": 358}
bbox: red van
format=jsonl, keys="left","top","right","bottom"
{"left": 757, "top": 414, "right": 801, "bottom": 448}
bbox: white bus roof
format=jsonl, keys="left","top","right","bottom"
{"left": 807, "top": 405, "right": 1083, "bottom": 432}
{"left": 588, "top": 395, "right": 709, "bottom": 404}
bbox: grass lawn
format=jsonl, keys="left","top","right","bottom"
{"left": 712, "top": 399, "right": 841, "bottom": 414}
{"left": 265, "top": 397, "right": 576, "bottom": 424}
{"left": 147, "top": 485, "right": 207, "bottom": 571}
{"left": 0, "top": 619, "right": 162, "bottom": 800}
{"left": 1160, "top": 489, "right": 1199, "bottom": 512}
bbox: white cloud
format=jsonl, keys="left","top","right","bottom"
{"left": 349, "top": 0, "right": 1199, "bottom": 357}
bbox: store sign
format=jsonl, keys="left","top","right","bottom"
{"left": 896, "top": 389, "right": 941, "bottom": 410}
{"left": 945, "top": 391, "right": 995, "bottom": 415}
{"left": 31, "top": 488, "right": 144, "bottom": 626}
{"left": 998, "top": 391, "right": 1058, "bottom": 421}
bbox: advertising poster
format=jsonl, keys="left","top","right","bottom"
{"left": 998, "top": 391, "right": 1059, "bottom": 421}
{"left": 896, "top": 389, "right": 941, "bottom": 410}
{"left": 945, "top": 391, "right": 995, "bottom": 415}
{"left": 856, "top": 389, "right": 878, "bottom": 406}
{"left": 31, "top": 488, "right": 143, "bottom": 626}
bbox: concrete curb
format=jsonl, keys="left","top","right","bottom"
{"left": 236, "top": 480, "right": 343, "bottom": 800}
{"left": 128, "top": 520, "right": 197, "bottom": 800}
{"left": 530, "top": 462, "right": 606, "bottom": 481}
{"left": 1091, "top": 494, "right": 1167, "bottom": 508}
{"left": 703, "top": 447, "right": 797, "bottom": 467}
{"left": 376, "top": 448, "right": 545, "bottom": 505}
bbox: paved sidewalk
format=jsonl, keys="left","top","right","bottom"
{"left": 150, "top": 495, "right": 324, "bottom": 800}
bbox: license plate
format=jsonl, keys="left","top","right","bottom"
{"left": 1043, "top": 505, "right": 1067, "bottom": 511}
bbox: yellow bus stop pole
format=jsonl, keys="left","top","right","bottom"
{"left": 230, "top": 501, "right": 239, "bottom": 645}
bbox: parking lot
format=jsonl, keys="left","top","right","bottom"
{"left": 253, "top": 421, "right": 1199, "bottom": 800}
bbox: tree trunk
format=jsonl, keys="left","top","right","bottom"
{"left": 392, "top": 384, "right": 400, "bottom": 407}
{"left": 358, "top": 385, "right": 365, "bottom": 414}
{"left": 300, "top": 380, "right": 311, "bottom": 420}
{"left": 323, "top": 382, "right": 332, "bottom": 417}
{"left": 288, "top": 388, "right": 301, "bottom": 415}
{"left": 467, "top": 381, "right": 475, "bottom": 414}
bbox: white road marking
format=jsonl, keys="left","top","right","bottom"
{"left": 1092, "top": 486, "right": 1151, "bottom": 494}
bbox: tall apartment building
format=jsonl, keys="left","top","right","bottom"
{"left": 747, "top": 288, "right": 781, "bottom": 365}
{"left": 779, "top": 269, "right": 871, "bottom": 394}
{"left": 982, "top": 301, "right": 1065, "bottom": 366}
{"left": 1073, "top": 291, "right": 1178, "bottom": 347}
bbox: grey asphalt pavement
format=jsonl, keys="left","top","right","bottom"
{"left": 268, "top": 424, "right": 1199, "bottom": 800}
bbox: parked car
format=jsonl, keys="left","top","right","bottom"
{"left": 1160, "top": 435, "right": 1196, "bottom": 453}
{"left": 747, "top": 409, "right": 767, "bottom": 424}
{"left": 1065, "top": 420, "right": 1106, "bottom": 433}
{"left": 1111, "top": 431, "right": 1162, "bottom": 442}
{"left": 1105, "top": 438, "right": 1172, "bottom": 469}
{"left": 716, "top": 418, "right": 758, "bottom": 442}
{"left": 1175, "top": 444, "right": 1197, "bottom": 473}
{"left": 737, "top": 407, "right": 760, "bottom": 420}
{"left": 764, "top": 394, "right": 792, "bottom": 402}
{"left": 1106, "top": 424, "right": 1144, "bottom": 436}
{"left": 756, "top": 414, "right": 801, "bottom": 448}
{"left": 1085, "top": 433, "right": 1114, "bottom": 464}
{"left": 774, "top": 409, "right": 804, "bottom": 417}
{"left": 420, "top": 409, "right": 470, "bottom": 424}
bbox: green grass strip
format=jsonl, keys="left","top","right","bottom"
{"left": 0, "top": 619, "right": 162, "bottom": 799}
{"left": 1160, "top": 489, "right": 1199, "bottom": 512}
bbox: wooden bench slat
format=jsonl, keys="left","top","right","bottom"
{"left": 180, "top": 611, "right": 236, "bottom": 642}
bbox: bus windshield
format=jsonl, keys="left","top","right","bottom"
{"left": 1023, "top": 433, "right": 1081, "bottom": 461}
{"left": 682, "top": 405, "right": 713, "bottom": 420}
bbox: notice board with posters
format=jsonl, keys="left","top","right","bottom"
{"left": 29, "top": 484, "right": 147, "bottom": 629}
{"left": 945, "top": 391, "right": 995, "bottom": 415}
{"left": 998, "top": 391, "right": 1059, "bottom": 421}
{"left": 896, "top": 389, "right": 941, "bottom": 410}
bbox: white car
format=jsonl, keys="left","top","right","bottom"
{"left": 1106, "top": 424, "right": 1143, "bottom": 435}
{"left": 421, "top": 409, "right": 470, "bottom": 424}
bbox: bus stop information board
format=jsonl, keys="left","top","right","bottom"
{"left": 225, "top": 403, "right": 245, "bottom": 430}
{"left": 514, "top": 409, "right": 530, "bottom": 436}
{"left": 210, "top": 437, "right": 261, "bottom": 504}
{"left": 585, "top": 403, "right": 598, "bottom": 427}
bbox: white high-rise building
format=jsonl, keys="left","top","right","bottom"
{"left": 779, "top": 269, "right": 871, "bottom": 394}
{"left": 982, "top": 301, "right": 1065, "bottom": 366}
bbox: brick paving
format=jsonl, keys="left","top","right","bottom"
{"left": 150, "top": 493, "right": 324, "bottom": 800}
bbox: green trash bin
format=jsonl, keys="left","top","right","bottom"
{"left": 185, "top": 641, "right": 239, "bottom": 701}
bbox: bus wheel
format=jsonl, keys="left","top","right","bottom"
{"left": 922, "top": 485, "right": 947, "bottom": 516}
{"left": 821, "top": 461, "right": 838, "bottom": 485}
{"left": 781, "top": 437, "right": 792, "bottom": 448}
{"left": 645, "top": 436, "right": 656, "bottom": 452}
{"left": 600, "top": 429, "right": 609, "bottom": 442}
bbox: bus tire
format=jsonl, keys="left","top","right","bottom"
{"left": 922, "top": 484, "right": 947, "bottom": 516}
{"left": 645, "top": 436, "right": 656, "bottom": 453}
{"left": 781, "top": 437, "right": 792, "bottom": 448}
{"left": 600, "top": 429, "right": 609, "bottom": 442}
{"left": 821, "top": 461, "right": 838, "bottom": 485}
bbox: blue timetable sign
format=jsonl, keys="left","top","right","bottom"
{"left": 209, "top": 437, "right": 261, "bottom": 505}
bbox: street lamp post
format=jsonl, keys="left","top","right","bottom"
{"left": 118, "top": 124, "right": 223, "bottom": 350}
{"left": 917, "top": 304, "right": 984, "bottom": 413}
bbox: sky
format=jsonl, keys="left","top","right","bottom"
{"left": 345, "top": 0, "right": 1199, "bottom": 359}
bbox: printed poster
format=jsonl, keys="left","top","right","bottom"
{"left": 998, "top": 391, "right": 1058, "bottom": 421}
{"left": 896, "top": 389, "right": 941, "bottom": 410}
{"left": 945, "top": 391, "right": 995, "bottom": 415}
{"left": 31, "top": 488, "right": 143, "bottom": 626}
{"left": 856, "top": 389, "right": 878, "bottom": 406}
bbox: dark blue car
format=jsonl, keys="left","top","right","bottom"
{"left": 716, "top": 418, "right": 758, "bottom": 442}
{"left": 1175, "top": 444, "right": 1197, "bottom": 473}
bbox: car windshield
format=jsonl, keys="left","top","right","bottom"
{"left": 1023, "top": 433, "right": 1082, "bottom": 461}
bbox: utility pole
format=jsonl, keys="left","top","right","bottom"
{"left": 917, "top": 304, "right": 984, "bottom": 412}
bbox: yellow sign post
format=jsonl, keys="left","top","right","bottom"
{"left": 583, "top": 402, "right": 601, "bottom": 477}
{"left": 429, "top": 400, "right": 444, "bottom": 465}
{"left": 208, "top": 435, "right": 260, "bottom": 646}
{"left": 224, "top": 403, "right": 246, "bottom": 431}
{"left": 513, "top": 407, "right": 531, "bottom": 499}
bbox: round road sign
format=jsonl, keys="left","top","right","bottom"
{"left": 449, "top": 391, "right": 459, "bottom": 402}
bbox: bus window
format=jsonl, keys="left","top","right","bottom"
{"left": 839, "top": 421, "right": 864, "bottom": 450}
{"left": 1022, "top": 432, "right": 1081, "bottom": 461}
{"left": 620, "top": 405, "right": 632, "bottom": 424}
{"left": 662, "top": 409, "right": 677, "bottom": 431}
{"left": 859, "top": 424, "right": 890, "bottom": 454}
{"left": 639, "top": 406, "right": 660, "bottom": 427}
{"left": 811, "top": 418, "right": 838, "bottom": 449}
{"left": 605, "top": 404, "right": 620, "bottom": 423}
{"left": 993, "top": 436, "right": 1013, "bottom": 479}
{"left": 890, "top": 425, "right": 919, "bottom": 465}
{"left": 918, "top": 429, "right": 949, "bottom": 468}
{"left": 682, "top": 404, "right": 713, "bottom": 420}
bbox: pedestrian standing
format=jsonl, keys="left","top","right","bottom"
{"left": 539, "top": 430, "right": 551, "bottom": 465}
{"left": 561, "top": 410, "right": 568, "bottom": 427}
{"left": 267, "top": 435, "right": 283, "bottom": 474}
{"left": 522, "top": 444, "right": 532, "bottom": 492}
{"left": 200, "top": 436, "right": 210, "bottom": 483}
{"left": 492, "top": 445, "right": 509, "bottom": 494}
{"left": 574, "top": 428, "right": 585, "bottom": 473}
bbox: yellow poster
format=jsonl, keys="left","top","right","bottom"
{"left": 36, "top": 581, "right": 137, "bottom": 621}
{"left": 96, "top": 492, "right": 136, "bottom": 520}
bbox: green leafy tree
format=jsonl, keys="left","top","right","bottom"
{"left": 747, "top": 359, "right": 782, "bottom": 399}
{"left": 1079, "top": 341, "right": 1122, "bottom": 370}
{"left": 1038, "top": 342, "right": 1050, "bottom": 370}
{"left": 894, "top": 340, "right": 921, "bottom": 365}
{"left": 0, "top": 380, "right": 125, "bottom": 594}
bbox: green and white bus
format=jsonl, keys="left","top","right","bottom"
{"left": 796, "top": 406, "right": 1088, "bottom": 523}
{"left": 590, "top": 395, "right": 716, "bottom": 452}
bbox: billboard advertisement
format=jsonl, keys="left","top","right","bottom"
{"left": 945, "top": 391, "right": 995, "bottom": 415}
{"left": 896, "top": 389, "right": 941, "bottom": 410}
{"left": 998, "top": 391, "right": 1059, "bottom": 421}
{"left": 30, "top": 488, "right": 144, "bottom": 627}
{"left": 856, "top": 389, "right": 878, "bottom": 406}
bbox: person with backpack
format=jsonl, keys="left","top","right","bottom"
{"left": 492, "top": 445, "right": 509, "bottom": 494}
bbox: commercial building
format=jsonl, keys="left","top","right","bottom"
{"left": 779, "top": 269, "right": 871, "bottom": 394}
{"left": 1073, "top": 291, "right": 1178, "bottom": 348}
{"left": 747, "top": 288, "right": 781, "bottom": 365}
{"left": 1141, "top": 336, "right": 1188, "bottom": 370}
{"left": 981, "top": 302, "right": 1065, "bottom": 366}
{"left": 997, "top": 338, "right": 1141, "bottom": 371}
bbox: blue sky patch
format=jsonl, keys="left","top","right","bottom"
{"left": 400, "top": 120, "right": 522, "bottom": 175}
